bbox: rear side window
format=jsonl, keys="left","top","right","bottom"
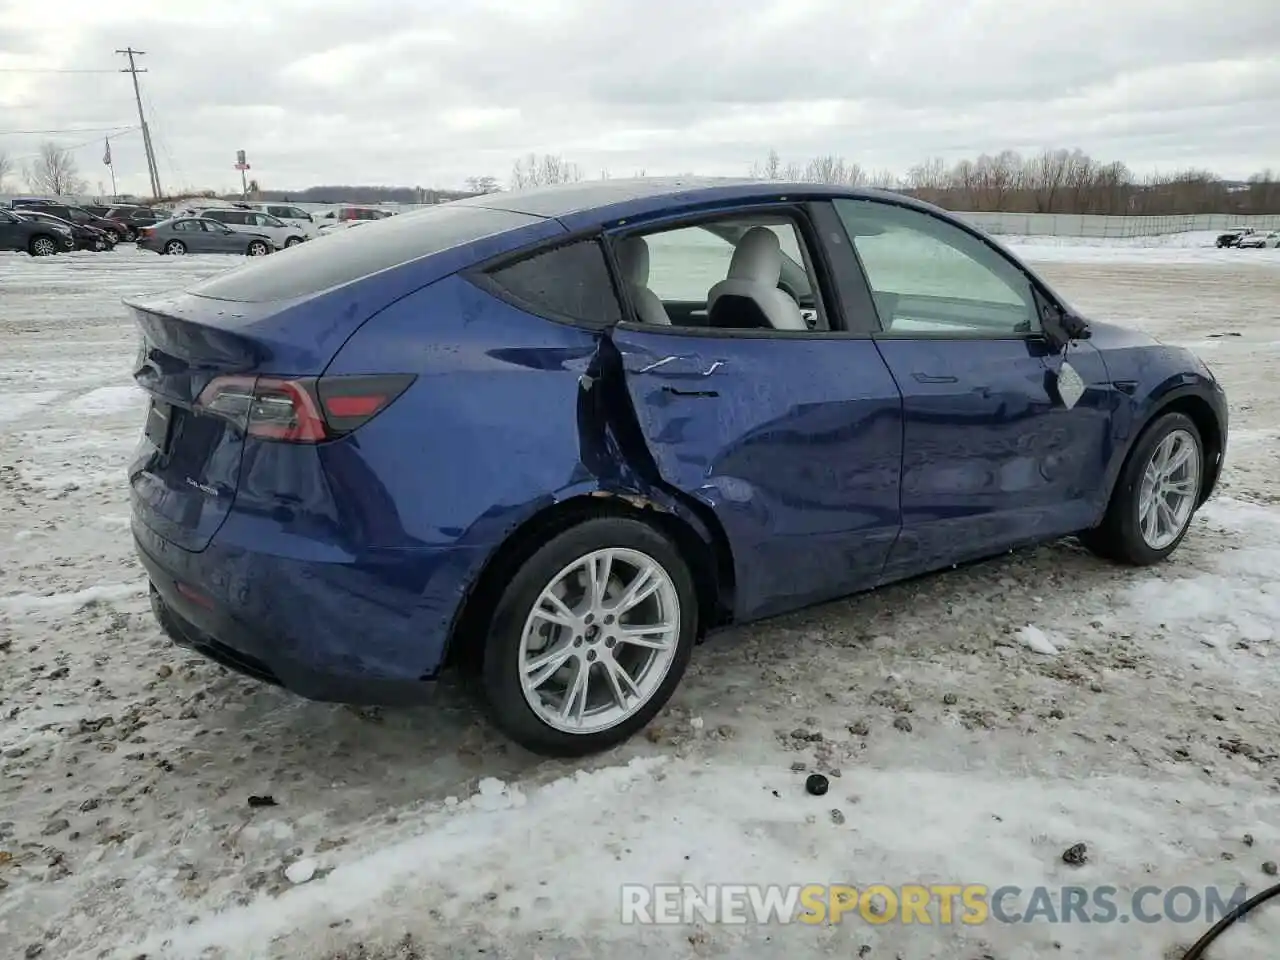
{"left": 483, "top": 239, "right": 621, "bottom": 326}
{"left": 187, "top": 202, "right": 544, "bottom": 303}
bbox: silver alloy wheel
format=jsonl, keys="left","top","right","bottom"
{"left": 32, "top": 237, "right": 56, "bottom": 256}
{"left": 1138, "top": 428, "right": 1201, "bottom": 550}
{"left": 165, "top": 240, "right": 185, "bottom": 255}
{"left": 248, "top": 241, "right": 269, "bottom": 256}
{"left": 518, "top": 547, "right": 681, "bottom": 735}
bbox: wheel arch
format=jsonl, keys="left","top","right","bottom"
{"left": 1107, "top": 384, "right": 1225, "bottom": 510}
{"left": 442, "top": 487, "right": 736, "bottom": 674}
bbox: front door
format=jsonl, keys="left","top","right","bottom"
{"left": 0, "top": 210, "right": 22, "bottom": 251}
{"left": 830, "top": 197, "right": 1114, "bottom": 580}
{"left": 606, "top": 206, "right": 904, "bottom": 622}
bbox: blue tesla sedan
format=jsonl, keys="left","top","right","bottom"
{"left": 127, "top": 178, "right": 1227, "bottom": 756}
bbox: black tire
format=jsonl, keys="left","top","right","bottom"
{"left": 1080, "top": 411, "right": 1204, "bottom": 565}
{"left": 247, "top": 240, "right": 270, "bottom": 256}
{"left": 104, "top": 229, "right": 120, "bottom": 244}
{"left": 164, "top": 239, "right": 186, "bottom": 256}
{"left": 285, "top": 236, "right": 304, "bottom": 247}
{"left": 124, "top": 228, "right": 138, "bottom": 242}
{"left": 480, "top": 516, "right": 698, "bottom": 757}
{"left": 29, "top": 235, "right": 58, "bottom": 256}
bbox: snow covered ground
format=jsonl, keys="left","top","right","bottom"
{"left": 2, "top": 237, "right": 1279, "bottom": 960}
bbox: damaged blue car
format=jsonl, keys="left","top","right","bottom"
{"left": 127, "top": 179, "right": 1227, "bottom": 756}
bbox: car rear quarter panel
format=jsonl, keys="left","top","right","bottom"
{"left": 309, "top": 274, "right": 699, "bottom": 671}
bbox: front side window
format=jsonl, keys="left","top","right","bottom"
{"left": 833, "top": 198, "right": 1038, "bottom": 336}
{"left": 483, "top": 239, "right": 621, "bottom": 326}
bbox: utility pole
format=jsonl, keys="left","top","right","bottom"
{"left": 116, "top": 47, "right": 163, "bottom": 200}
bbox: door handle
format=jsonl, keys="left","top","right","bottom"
{"left": 913, "top": 372, "right": 958, "bottom": 384}
{"left": 662, "top": 386, "right": 719, "bottom": 398}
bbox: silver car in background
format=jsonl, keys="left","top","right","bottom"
{"left": 136, "top": 217, "right": 274, "bottom": 256}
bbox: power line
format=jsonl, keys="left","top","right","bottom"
{"left": 0, "top": 125, "right": 136, "bottom": 135}
{"left": 6, "top": 127, "right": 139, "bottom": 163}
{"left": 0, "top": 67, "right": 120, "bottom": 74}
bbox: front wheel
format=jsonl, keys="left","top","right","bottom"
{"left": 285, "top": 236, "right": 304, "bottom": 247}
{"left": 1080, "top": 412, "right": 1203, "bottom": 565}
{"left": 481, "top": 517, "right": 697, "bottom": 757}
{"left": 247, "top": 240, "right": 270, "bottom": 256}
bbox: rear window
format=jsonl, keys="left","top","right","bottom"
{"left": 483, "top": 239, "right": 621, "bottom": 326}
{"left": 187, "top": 202, "right": 543, "bottom": 303}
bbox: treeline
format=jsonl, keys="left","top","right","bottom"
{"left": 183, "top": 147, "right": 1280, "bottom": 216}
{"left": 750, "top": 147, "right": 1280, "bottom": 216}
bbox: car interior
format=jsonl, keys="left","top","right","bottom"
{"left": 614, "top": 215, "right": 831, "bottom": 332}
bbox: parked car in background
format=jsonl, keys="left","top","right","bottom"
{"left": 104, "top": 206, "right": 160, "bottom": 240}
{"left": 316, "top": 205, "right": 393, "bottom": 234}
{"left": 0, "top": 207, "right": 75, "bottom": 255}
{"left": 11, "top": 200, "right": 127, "bottom": 244}
{"left": 14, "top": 209, "right": 114, "bottom": 251}
{"left": 126, "top": 179, "right": 1228, "bottom": 757}
{"left": 1215, "top": 228, "right": 1253, "bottom": 248}
{"left": 245, "top": 202, "right": 320, "bottom": 239}
{"left": 198, "top": 207, "right": 309, "bottom": 248}
{"left": 136, "top": 216, "right": 274, "bottom": 256}
{"left": 1236, "top": 230, "right": 1279, "bottom": 249}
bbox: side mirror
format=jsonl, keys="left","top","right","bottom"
{"left": 1040, "top": 302, "right": 1090, "bottom": 351}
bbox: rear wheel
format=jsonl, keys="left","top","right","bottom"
{"left": 104, "top": 228, "right": 120, "bottom": 244}
{"left": 247, "top": 240, "right": 270, "bottom": 256}
{"left": 1080, "top": 412, "right": 1203, "bottom": 565}
{"left": 164, "top": 239, "right": 187, "bottom": 256}
{"left": 29, "top": 235, "right": 58, "bottom": 256}
{"left": 481, "top": 517, "right": 697, "bottom": 756}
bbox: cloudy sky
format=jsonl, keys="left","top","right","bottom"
{"left": 1, "top": 0, "right": 1277, "bottom": 195}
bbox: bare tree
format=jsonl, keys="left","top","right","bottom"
{"left": 749, "top": 148, "right": 783, "bottom": 179}
{"left": 465, "top": 175, "right": 501, "bottom": 194}
{"left": 802, "top": 154, "right": 867, "bottom": 186}
{"left": 509, "top": 153, "right": 583, "bottom": 189}
{"left": 0, "top": 151, "right": 12, "bottom": 191}
{"left": 23, "top": 142, "right": 87, "bottom": 196}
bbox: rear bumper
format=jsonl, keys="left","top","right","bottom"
{"left": 133, "top": 521, "right": 463, "bottom": 706}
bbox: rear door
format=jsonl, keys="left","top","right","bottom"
{"left": 830, "top": 197, "right": 1114, "bottom": 579}
{"left": 604, "top": 202, "right": 903, "bottom": 622}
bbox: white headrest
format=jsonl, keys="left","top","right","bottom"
{"left": 616, "top": 236, "right": 650, "bottom": 287}
{"left": 727, "top": 227, "right": 782, "bottom": 284}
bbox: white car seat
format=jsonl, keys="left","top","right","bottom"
{"left": 615, "top": 237, "right": 670, "bottom": 325}
{"left": 706, "top": 227, "right": 807, "bottom": 330}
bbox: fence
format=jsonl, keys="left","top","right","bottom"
{"left": 947, "top": 212, "right": 1280, "bottom": 238}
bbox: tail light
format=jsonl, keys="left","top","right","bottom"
{"left": 195, "top": 374, "right": 415, "bottom": 443}
{"left": 138, "top": 227, "right": 153, "bottom": 238}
